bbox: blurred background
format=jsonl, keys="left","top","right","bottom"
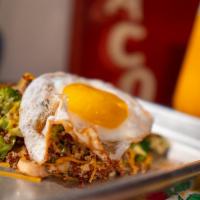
{"left": 0, "top": 0, "right": 199, "bottom": 115}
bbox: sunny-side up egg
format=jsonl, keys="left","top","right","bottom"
{"left": 19, "top": 72, "right": 153, "bottom": 164}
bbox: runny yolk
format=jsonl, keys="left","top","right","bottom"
{"left": 63, "top": 83, "right": 128, "bottom": 129}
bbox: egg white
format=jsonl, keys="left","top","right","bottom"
{"left": 19, "top": 72, "right": 153, "bottom": 163}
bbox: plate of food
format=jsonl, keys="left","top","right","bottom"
{"left": 0, "top": 72, "right": 200, "bottom": 200}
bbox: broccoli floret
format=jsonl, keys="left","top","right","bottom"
{"left": 0, "top": 135, "right": 15, "bottom": 160}
{"left": 0, "top": 87, "right": 22, "bottom": 159}
{"left": 129, "top": 135, "right": 168, "bottom": 163}
{"left": 147, "top": 134, "right": 169, "bottom": 155}
{"left": 0, "top": 87, "right": 21, "bottom": 116}
{"left": 140, "top": 138, "right": 151, "bottom": 152}
{"left": 130, "top": 138, "right": 150, "bottom": 157}
{"left": 0, "top": 87, "right": 22, "bottom": 137}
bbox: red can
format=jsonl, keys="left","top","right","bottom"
{"left": 69, "top": 0, "right": 199, "bottom": 105}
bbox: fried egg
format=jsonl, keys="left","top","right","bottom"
{"left": 19, "top": 72, "right": 153, "bottom": 164}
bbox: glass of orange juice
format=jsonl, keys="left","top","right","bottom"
{"left": 173, "top": 5, "right": 200, "bottom": 117}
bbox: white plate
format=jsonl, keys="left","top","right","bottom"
{"left": 1, "top": 100, "right": 200, "bottom": 200}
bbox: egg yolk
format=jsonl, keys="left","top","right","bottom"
{"left": 63, "top": 83, "right": 128, "bottom": 129}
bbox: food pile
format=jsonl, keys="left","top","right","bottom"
{"left": 0, "top": 73, "right": 169, "bottom": 184}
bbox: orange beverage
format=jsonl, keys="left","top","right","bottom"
{"left": 173, "top": 6, "right": 200, "bottom": 116}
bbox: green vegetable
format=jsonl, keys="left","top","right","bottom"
{"left": 0, "top": 87, "right": 21, "bottom": 116}
{"left": 140, "top": 139, "right": 150, "bottom": 152}
{"left": 130, "top": 138, "right": 150, "bottom": 156}
{"left": 0, "top": 135, "right": 16, "bottom": 160}
{"left": 0, "top": 87, "right": 22, "bottom": 159}
{"left": 133, "top": 145, "right": 147, "bottom": 156}
{"left": 0, "top": 116, "right": 8, "bottom": 130}
{"left": 0, "top": 87, "right": 22, "bottom": 137}
{"left": 130, "top": 138, "right": 151, "bottom": 163}
{"left": 130, "top": 142, "right": 147, "bottom": 163}
{"left": 130, "top": 143, "right": 136, "bottom": 149}
{"left": 148, "top": 134, "right": 169, "bottom": 155}
{"left": 135, "top": 155, "right": 146, "bottom": 162}
{"left": 130, "top": 138, "right": 150, "bottom": 154}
